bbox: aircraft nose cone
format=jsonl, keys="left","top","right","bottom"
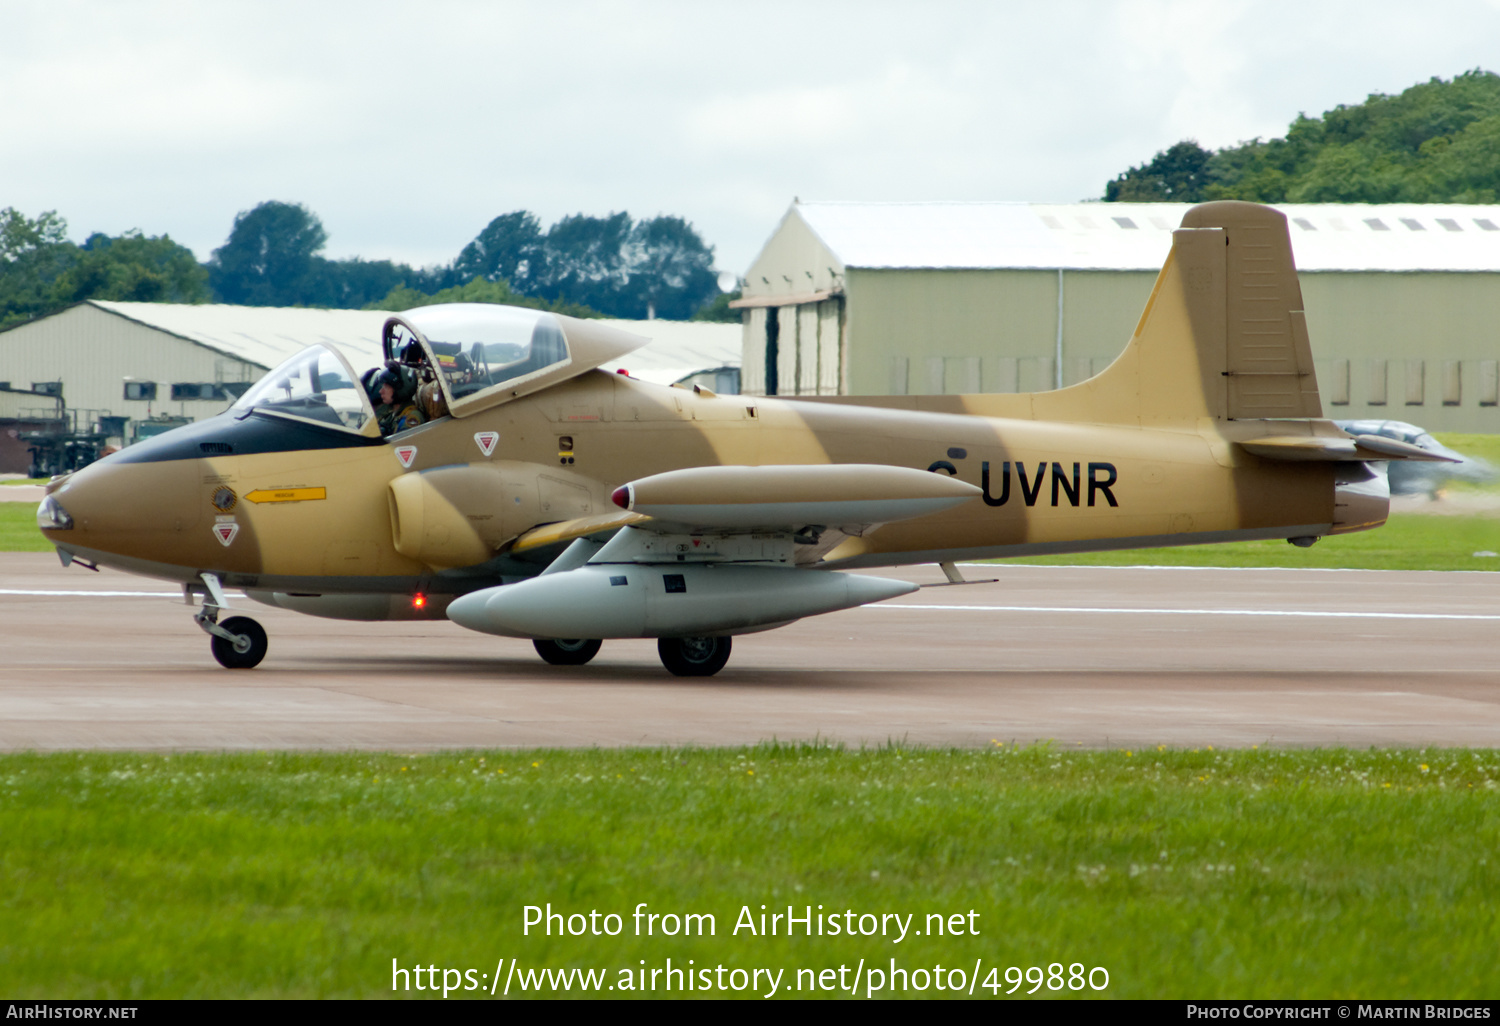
{"left": 42, "top": 456, "right": 203, "bottom": 557}
{"left": 38, "top": 464, "right": 102, "bottom": 541}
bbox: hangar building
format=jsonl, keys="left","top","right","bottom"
{"left": 734, "top": 201, "right": 1500, "bottom": 433}
{"left": 0, "top": 300, "right": 740, "bottom": 473}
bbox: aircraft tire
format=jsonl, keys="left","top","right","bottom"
{"left": 533, "top": 638, "right": 603, "bottom": 666}
{"left": 210, "top": 616, "right": 268, "bottom": 669}
{"left": 657, "top": 635, "right": 731, "bottom": 677}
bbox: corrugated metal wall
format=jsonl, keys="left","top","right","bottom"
{"left": 843, "top": 268, "right": 1156, "bottom": 397}
{"left": 0, "top": 305, "right": 262, "bottom": 424}
{"left": 744, "top": 255, "right": 1500, "bottom": 433}
{"left": 738, "top": 299, "right": 844, "bottom": 397}
{"left": 1302, "top": 272, "right": 1500, "bottom": 432}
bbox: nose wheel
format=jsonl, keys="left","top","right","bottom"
{"left": 191, "top": 573, "right": 269, "bottom": 669}
{"left": 209, "top": 616, "right": 269, "bottom": 669}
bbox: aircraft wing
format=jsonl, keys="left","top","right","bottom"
{"left": 453, "top": 465, "right": 980, "bottom": 643}
{"left": 508, "top": 509, "right": 651, "bottom": 555}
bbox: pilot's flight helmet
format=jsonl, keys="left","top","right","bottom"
{"left": 360, "top": 366, "right": 383, "bottom": 405}
{"left": 374, "top": 365, "right": 417, "bottom": 404}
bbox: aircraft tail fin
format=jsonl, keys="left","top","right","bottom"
{"left": 1024, "top": 200, "right": 1323, "bottom": 426}
{"left": 1184, "top": 200, "right": 1322, "bottom": 419}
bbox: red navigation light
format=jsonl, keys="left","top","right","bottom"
{"left": 610, "top": 486, "right": 631, "bottom": 509}
{"left": 412, "top": 593, "right": 427, "bottom": 609}
{"left": 616, "top": 368, "right": 629, "bottom": 376}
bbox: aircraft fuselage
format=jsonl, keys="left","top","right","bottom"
{"left": 43, "top": 366, "right": 1338, "bottom": 595}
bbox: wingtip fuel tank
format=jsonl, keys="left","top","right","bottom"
{"left": 609, "top": 463, "right": 981, "bottom": 531}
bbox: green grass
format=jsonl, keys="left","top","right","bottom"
{"left": 0, "top": 501, "right": 49, "bottom": 552}
{"left": 1433, "top": 432, "right": 1500, "bottom": 496}
{"left": 2, "top": 746, "right": 1497, "bottom": 999}
{"left": 1000, "top": 512, "right": 1500, "bottom": 571}
{"left": 1432, "top": 432, "right": 1500, "bottom": 474}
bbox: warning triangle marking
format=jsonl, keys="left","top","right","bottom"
{"left": 395, "top": 445, "right": 418, "bottom": 468}
{"left": 213, "top": 523, "right": 239, "bottom": 547}
{"left": 474, "top": 432, "right": 499, "bottom": 458}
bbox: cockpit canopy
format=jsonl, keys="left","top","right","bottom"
{"left": 388, "top": 306, "right": 568, "bottom": 414}
{"left": 231, "top": 344, "right": 377, "bottom": 435}
{"left": 383, "top": 304, "right": 647, "bottom": 418}
{"left": 229, "top": 304, "right": 649, "bottom": 438}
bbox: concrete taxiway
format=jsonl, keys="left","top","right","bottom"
{"left": 1, "top": 552, "right": 1498, "bottom": 750}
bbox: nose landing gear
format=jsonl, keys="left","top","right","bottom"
{"left": 207, "top": 616, "right": 269, "bottom": 669}
{"left": 189, "top": 573, "right": 268, "bottom": 669}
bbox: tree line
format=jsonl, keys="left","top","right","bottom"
{"left": 0, "top": 201, "right": 735, "bottom": 332}
{"left": 1104, "top": 69, "right": 1500, "bottom": 204}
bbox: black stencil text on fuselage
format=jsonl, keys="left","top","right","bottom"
{"left": 980, "top": 461, "right": 1118, "bottom": 508}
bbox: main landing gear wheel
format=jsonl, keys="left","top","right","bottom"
{"left": 533, "top": 638, "right": 603, "bottom": 666}
{"left": 657, "top": 636, "right": 732, "bottom": 677}
{"left": 209, "top": 616, "right": 268, "bottom": 669}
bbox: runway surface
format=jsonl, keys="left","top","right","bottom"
{"left": 2, "top": 552, "right": 1498, "bottom": 750}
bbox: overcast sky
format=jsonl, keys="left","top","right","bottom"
{"left": 5, "top": 0, "right": 1499, "bottom": 281}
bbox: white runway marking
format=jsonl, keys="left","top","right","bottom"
{"left": 877, "top": 603, "right": 1500, "bottom": 621}
{"left": 0, "top": 588, "right": 182, "bottom": 597}
{"left": 957, "top": 563, "right": 1500, "bottom": 575}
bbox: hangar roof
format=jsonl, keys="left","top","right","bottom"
{"left": 86, "top": 301, "right": 739, "bottom": 381}
{"left": 91, "top": 300, "right": 391, "bottom": 369}
{"left": 788, "top": 201, "right": 1500, "bottom": 273}
{"left": 594, "top": 318, "right": 741, "bottom": 385}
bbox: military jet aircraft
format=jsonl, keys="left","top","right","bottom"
{"left": 35, "top": 201, "right": 1452, "bottom": 676}
{"left": 1332, "top": 419, "right": 1495, "bottom": 497}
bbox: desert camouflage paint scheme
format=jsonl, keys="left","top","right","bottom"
{"left": 36, "top": 202, "right": 1449, "bottom": 675}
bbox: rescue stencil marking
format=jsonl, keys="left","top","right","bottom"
{"left": 474, "top": 432, "right": 499, "bottom": 457}
{"left": 212, "top": 523, "right": 239, "bottom": 547}
{"left": 395, "top": 446, "right": 418, "bottom": 468}
{"left": 245, "top": 487, "right": 327, "bottom": 504}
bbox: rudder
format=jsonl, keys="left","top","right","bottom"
{"left": 1184, "top": 202, "right": 1322, "bottom": 419}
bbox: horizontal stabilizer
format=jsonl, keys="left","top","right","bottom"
{"left": 611, "top": 464, "right": 981, "bottom": 531}
{"left": 1238, "top": 435, "right": 1459, "bottom": 463}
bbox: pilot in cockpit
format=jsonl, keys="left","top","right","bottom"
{"left": 397, "top": 340, "right": 451, "bottom": 421}
{"left": 368, "top": 365, "right": 424, "bottom": 435}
